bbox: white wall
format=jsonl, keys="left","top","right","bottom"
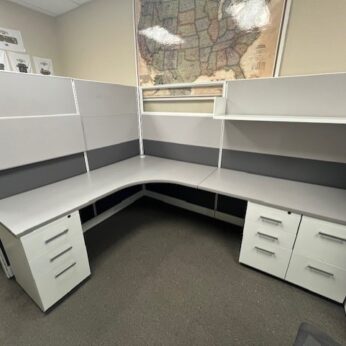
{"left": 0, "top": 0, "right": 61, "bottom": 74}
{"left": 280, "top": 0, "right": 346, "bottom": 76}
{"left": 56, "top": 0, "right": 137, "bottom": 86}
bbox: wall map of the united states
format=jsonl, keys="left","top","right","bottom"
{"left": 136, "top": 0, "right": 286, "bottom": 86}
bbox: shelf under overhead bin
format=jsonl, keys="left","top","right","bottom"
{"left": 141, "top": 81, "right": 226, "bottom": 118}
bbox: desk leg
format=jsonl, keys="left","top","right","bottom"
{"left": 0, "top": 240, "right": 14, "bottom": 279}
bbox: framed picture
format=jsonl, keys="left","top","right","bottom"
{"left": 135, "top": 0, "right": 291, "bottom": 94}
{"left": 8, "top": 52, "right": 32, "bottom": 73}
{"left": 0, "top": 50, "right": 10, "bottom": 71}
{"left": 0, "top": 27, "right": 25, "bottom": 52}
{"left": 33, "top": 57, "right": 54, "bottom": 76}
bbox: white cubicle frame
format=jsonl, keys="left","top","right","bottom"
{"left": 139, "top": 81, "right": 227, "bottom": 118}
{"left": 138, "top": 73, "right": 346, "bottom": 125}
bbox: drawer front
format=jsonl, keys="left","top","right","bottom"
{"left": 294, "top": 217, "right": 346, "bottom": 269}
{"left": 32, "top": 244, "right": 90, "bottom": 311}
{"left": 245, "top": 202, "right": 301, "bottom": 235}
{"left": 286, "top": 254, "right": 346, "bottom": 303}
{"left": 29, "top": 240, "right": 87, "bottom": 277}
{"left": 243, "top": 219, "right": 297, "bottom": 250}
{"left": 21, "top": 212, "right": 83, "bottom": 261}
{"left": 239, "top": 240, "right": 292, "bottom": 279}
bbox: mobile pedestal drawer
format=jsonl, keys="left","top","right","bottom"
{"left": 0, "top": 212, "right": 91, "bottom": 311}
{"left": 239, "top": 202, "right": 301, "bottom": 279}
{"left": 286, "top": 216, "right": 346, "bottom": 303}
{"left": 286, "top": 254, "right": 346, "bottom": 303}
{"left": 290, "top": 217, "right": 346, "bottom": 269}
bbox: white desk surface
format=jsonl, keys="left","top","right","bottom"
{"left": 200, "top": 168, "right": 346, "bottom": 226}
{"left": 0, "top": 155, "right": 345, "bottom": 238}
{"left": 0, "top": 156, "right": 215, "bottom": 237}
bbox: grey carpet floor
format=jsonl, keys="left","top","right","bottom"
{"left": 0, "top": 198, "right": 345, "bottom": 346}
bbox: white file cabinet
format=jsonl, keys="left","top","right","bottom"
{"left": 0, "top": 212, "right": 90, "bottom": 311}
{"left": 240, "top": 203, "right": 346, "bottom": 304}
{"left": 239, "top": 202, "right": 301, "bottom": 279}
{"left": 286, "top": 217, "right": 346, "bottom": 303}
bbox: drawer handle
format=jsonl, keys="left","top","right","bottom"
{"left": 318, "top": 232, "right": 346, "bottom": 243}
{"left": 306, "top": 265, "right": 334, "bottom": 278}
{"left": 257, "top": 232, "right": 278, "bottom": 241}
{"left": 45, "top": 229, "right": 69, "bottom": 244}
{"left": 55, "top": 262, "right": 76, "bottom": 279}
{"left": 50, "top": 246, "right": 73, "bottom": 263}
{"left": 254, "top": 246, "right": 275, "bottom": 256}
{"left": 259, "top": 216, "right": 282, "bottom": 225}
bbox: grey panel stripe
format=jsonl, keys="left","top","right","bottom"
{"left": 222, "top": 149, "right": 346, "bottom": 189}
{"left": 0, "top": 153, "right": 86, "bottom": 200}
{"left": 87, "top": 140, "right": 140, "bottom": 170}
{"left": 143, "top": 140, "right": 219, "bottom": 167}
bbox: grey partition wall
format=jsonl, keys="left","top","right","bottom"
{"left": 0, "top": 72, "right": 77, "bottom": 117}
{"left": 0, "top": 116, "right": 85, "bottom": 171}
{"left": 225, "top": 73, "right": 346, "bottom": 119}
{"left": 221, "top": 121, "right": 346, "bottom": 189}
{"left": 220, "top": 73, "right": 346, "bottom": 188}
{"left": 75, "top": 80, "right": 140, "bottom": 170}
{"left": 0, "top": 72, "right": 87, "bottom": 199}
{"left": 142, "top": 115, "right": 222, "bottom": 166}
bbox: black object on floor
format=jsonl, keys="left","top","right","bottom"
{"left": 294, "top": 323, "right": 341, "bottom": 346}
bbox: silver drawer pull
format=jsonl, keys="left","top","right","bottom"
{"left": 45, "top": 229, "right": 68, "bottom": 244}
{"left": 318, "top": 232, "right": 346, "bottom": 243}
{"left": 55, "top": 262, "right": 76, "bottom": 279}
{"left": 254, "top": 246, "right": 275, "bottom": 256}
{"left": 259, "top": 216, "right": 282, "bottom": 225}
{"left": 257, "top": 232, "right": 278, "bottom": 241}
{"left": 50, "top": 246, "right": 73, "bottom": 263}
{"left": 306, "top": 265, "right": 334, "bottom": 278}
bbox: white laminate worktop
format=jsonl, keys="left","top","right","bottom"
{"left": 0, "top": 155, "right": 345, "bottom": 238}
{"left": 0, "top": 156, "right": 215, "bottom": 237}
{"left": 200, "top": 168, "right": 346, "bottom": 226}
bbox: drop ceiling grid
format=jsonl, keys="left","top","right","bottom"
{"left": 7, "top": 0, "right": 92, "bottom": 17}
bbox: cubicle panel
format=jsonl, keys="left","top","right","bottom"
{"left": 221, "top": 121, "right": 346, "bottom": 189}
{"left": 82, "top": 114, "right": 139, "bottom": 150}
{"left": 74, "top": 80, "right": 138, "bottom": 116}
{"left": 0, "top": 72, "right": 76, "bottom": 117}
{"left": 0, "top": 116, "right": 86, "bottom": 171}
{"left": 222, "top": 122, "right": 346, "bottom": 164}
{"left": 142, "top": 115, "right": 222, "bottom": 166}
{"left": 226, "top": 73, "right": 346, "bottom": 118}
{"left": 0, "top": 153, "right": 86, "bottom": 200}
{"left": 87, "top": 140, "right": 140, "bottom": 171}
{"left": 221, "top": 149, "right": 346, "bottom": 189}
{"left": 75, "top": 80, "right": 140, "bottom": 170}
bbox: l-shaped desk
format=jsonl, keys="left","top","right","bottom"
{"left": 0, "top": 156, "right": 345, "bottom": 311}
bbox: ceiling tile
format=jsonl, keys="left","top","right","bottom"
{"left": 7, "top": 0, "right": 92, "bottom": 16}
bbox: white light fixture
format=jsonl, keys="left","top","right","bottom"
{"left": 139, "top": 26, "right": 184, "bottom": 46}
{"left": 226, "top": 0, "right": 271, "bottom": 31}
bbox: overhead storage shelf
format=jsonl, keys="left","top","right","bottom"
{"left": 213, "top": 115, "right": 346, "bottom": 124}
{"left": 215, "top": 73, "right": 346, "bottom": 124}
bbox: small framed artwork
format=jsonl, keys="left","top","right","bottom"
{"left": 0, "top": 50, "right": 10, "bottom": 71}
{"left": 33, "top": 56, "right": 54, "bottom": 75}
{"left": 0, "top": 27, "right": 25, "bottom": 52}
{"left": 8, "top": 52, "right": 32, "bottom": 73}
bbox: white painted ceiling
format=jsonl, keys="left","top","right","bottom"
{"left": 7, "top": 0, "right": 93, "bottom": 17}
